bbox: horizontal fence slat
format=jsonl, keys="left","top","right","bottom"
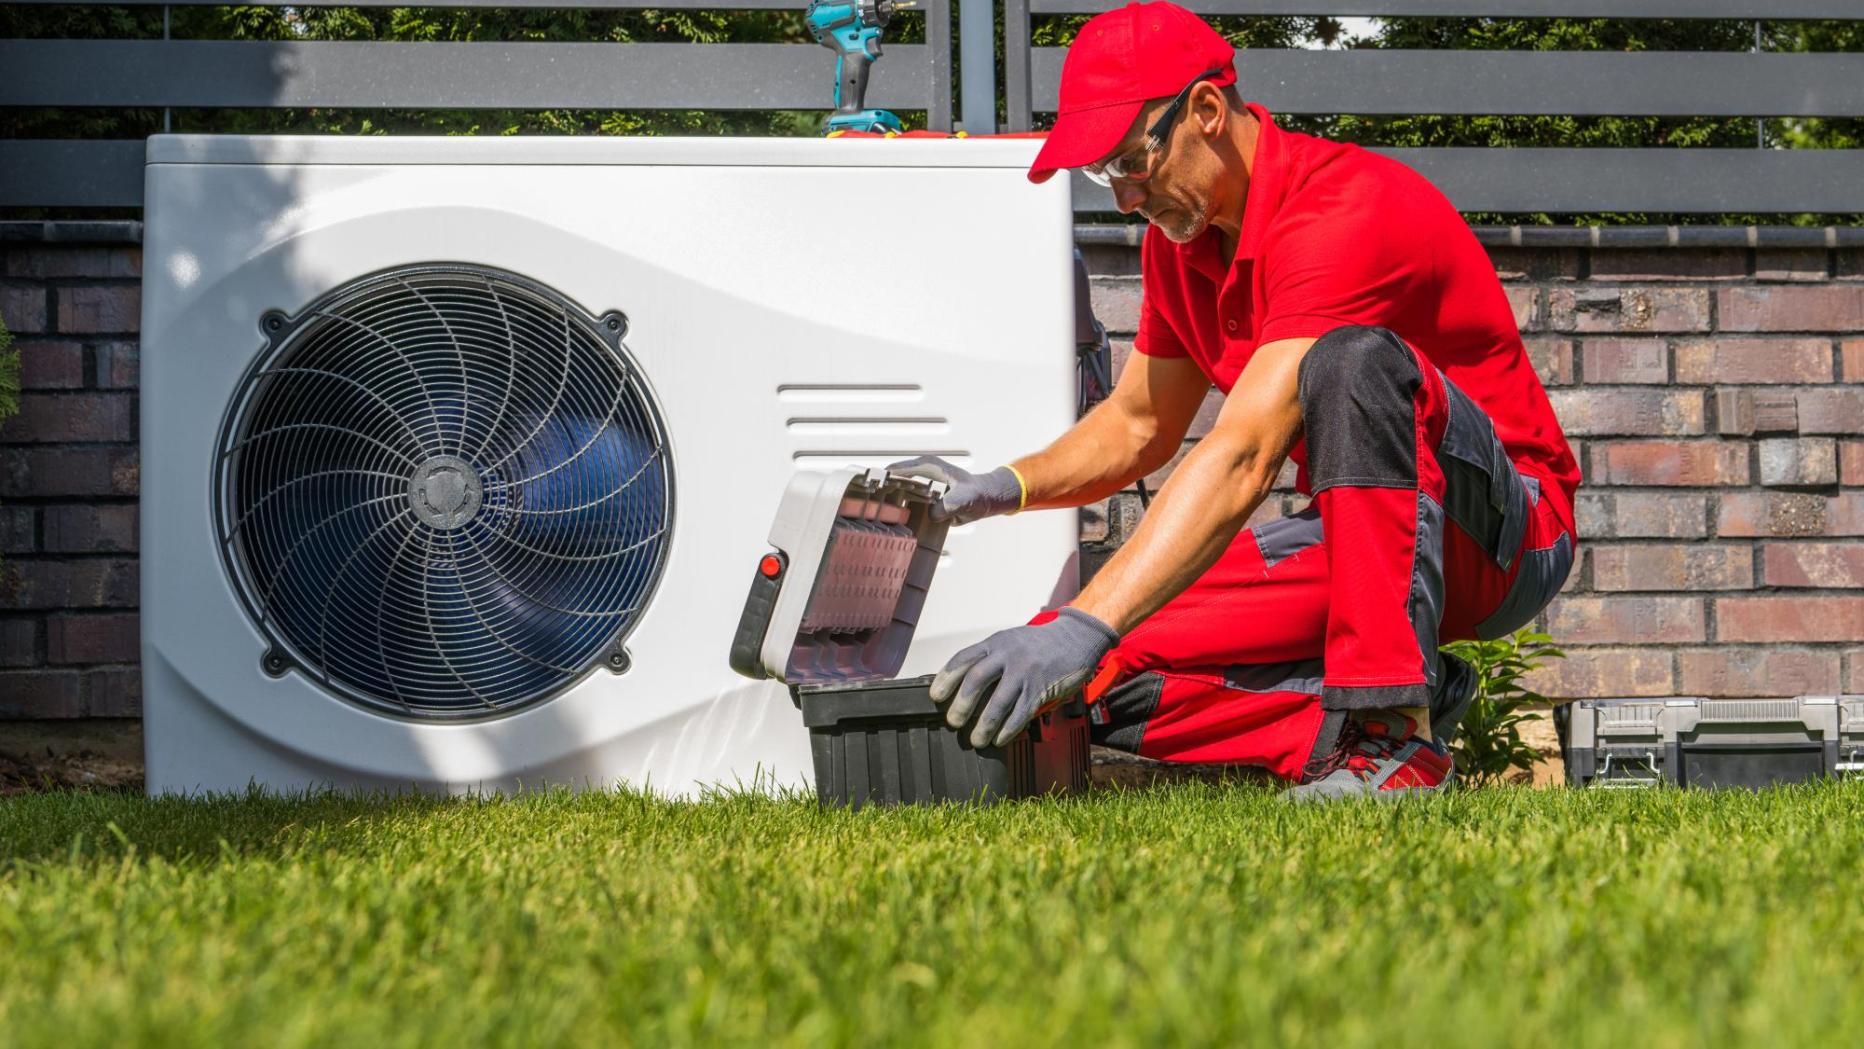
{"left": 13, "top": 142, "right": 1863, "bottom": 213}
{"left": 27, "top": 0, "right": 1849, "bottom": 12}
{"left": 1029, "top": 49, "right": 1864, "bottom": 117}
{"left": 5, "top": 0, "right": 822, "bottom": 7}
{"left": 1073, "top": 222, "right": 1864, "bottom": 248}
{"left": 1027, "top": 0, "right": 1862, "bottom": 17}
{"left": 0, "top": 141, "right": 146, "bottom": 208}
{"left": 1071, "top": 148, "right": 1864, "bottom": 213}
{"left": 0, "top": 40, "right": 934, "bottom": 110}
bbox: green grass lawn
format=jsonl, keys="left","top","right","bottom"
{"left": 3, "top": 782, "right": 1862, "bottom": 1048}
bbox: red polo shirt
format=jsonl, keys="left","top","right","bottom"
{"left": 1136, "top": 103, "right": 1580, "bottom": 515}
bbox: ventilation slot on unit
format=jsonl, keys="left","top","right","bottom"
{"left": 216, "top": 264, "right": 674, "bottom": 719}
{"left": 778, "top": 383, "right": 965, "bottom": 470}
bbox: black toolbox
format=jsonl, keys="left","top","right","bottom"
{"left": 1565, "top": 695, "right": 1864, "bottom": 789}
{"left": 728, "top": 467, "right": 1090, "bottom": 808}
{"left": 800, "top": 677, "right": 1089, "bottom": 808}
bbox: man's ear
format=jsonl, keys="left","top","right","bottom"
{"left": 1190, "top": 82, "right": 1228, "bottom": 139}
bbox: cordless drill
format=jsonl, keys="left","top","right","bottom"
{"left": 805, "top": 0, "right": 911, "bottom": 134}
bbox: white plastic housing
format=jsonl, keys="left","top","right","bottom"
{"left": 140, "top": 135, "right": 1081, "bottom": 797}
{"left": 753, "top": 467, "right": 948, "bottom": 687}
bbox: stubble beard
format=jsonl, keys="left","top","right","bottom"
{"left": 1148, "top": 197, "right": 1211, "bottom": 243}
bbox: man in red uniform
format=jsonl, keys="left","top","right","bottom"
{"left": 893, "top": 1, "right": 1579, "bottom": 799}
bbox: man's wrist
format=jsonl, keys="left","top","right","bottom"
{"left": 974, "top": 465, "right": 1025, "bottom": 519}
{"left": 1057, "top": 605, "right": 1120, "bottom": 645}
{"left": 1066, "top": 590, "right": 1134, "bottom": 637}
{"left": 1003, "top": 464, "right": 1029, "bottom": 513}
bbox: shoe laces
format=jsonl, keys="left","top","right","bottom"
{"left": 1309, "top": 716, "right": 1410, "bottom": 782}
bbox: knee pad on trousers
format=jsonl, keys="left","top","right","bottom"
{"left": 1296, "top": 325, "right": 1421, "bottom": 489}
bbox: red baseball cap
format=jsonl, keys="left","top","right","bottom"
{"left": 1027, "top": 1, "right": 1237, "bottom": 184}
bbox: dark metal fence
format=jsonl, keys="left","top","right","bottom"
{"left": 5, "top": 1, "right": 1864, "bottom": 214}
{"left": 0, "top": 0, "right": 957, "bottom": 207}
{"left": 1007, "top": 0, "right": 1864, "bottom": 213}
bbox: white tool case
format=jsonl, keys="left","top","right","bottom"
{"left": 1565, "top": 695, "right": 1864, "bottom": 788}
{"left": 729, "top": 467, "right": 1089, "bottom": 807}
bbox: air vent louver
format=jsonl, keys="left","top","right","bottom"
{"left": 217, "top": 264, "right": 673, "bottom": 719}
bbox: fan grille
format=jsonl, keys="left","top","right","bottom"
{"left": 217, "top": 264, "right": 673, "bottom": 720}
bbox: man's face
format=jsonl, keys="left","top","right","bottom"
{"left": 1094, "top": 91, "right": 1219, "bottom": 243}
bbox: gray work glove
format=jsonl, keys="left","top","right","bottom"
{"left": 932, "top": 608, "right": 1119, "bottom": 748}
{"left": 886, "top": 455, "right": 1023, "bottom": 525}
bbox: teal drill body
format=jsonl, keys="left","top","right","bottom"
{"left": 806, "top": 0, "right": 906, "bottom": 134}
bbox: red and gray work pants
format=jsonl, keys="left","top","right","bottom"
{"left": 1060, "top": 325, "right": 1577, "bottom": 781}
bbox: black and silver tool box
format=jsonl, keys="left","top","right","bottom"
{"left": 729, "top": 467, "right": 1089, "bottom": 809}
{"left": 1565, "top": 695, "right": 1864, "bottom": 789}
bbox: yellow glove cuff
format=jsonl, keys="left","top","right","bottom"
{"left": 1005, "top": 464, "right": 1028, "bottom": 514}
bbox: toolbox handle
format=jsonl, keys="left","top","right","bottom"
{"left": 1596, "top": 749, "right": 1662, "bottom": 789}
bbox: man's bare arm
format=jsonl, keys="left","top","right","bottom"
{"left": 1011, "top": 352, "right": 1211, "bottom": 511}
{"left": 1068, "top": 337, "right": 1315, "bottom": 634}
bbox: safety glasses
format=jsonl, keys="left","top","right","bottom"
{"left": 1081, "top": 68, "right": 1228, "bottom": 187}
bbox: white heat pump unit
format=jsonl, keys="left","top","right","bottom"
{"left": 140, "top": 136, "right": 1080, "bottom": 796}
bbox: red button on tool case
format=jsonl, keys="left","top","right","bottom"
{"left": 729, "top": 467, "right": 1089, "bottom": 808}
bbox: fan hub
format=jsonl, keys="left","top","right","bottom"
{"left": 408, "top": 455, "right": 483, "bottom": 530}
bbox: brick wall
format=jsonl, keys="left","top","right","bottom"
{"left": 0, "top": 224, "right": 1860, "bottom": 726}
{"left": 0, "top": 231, "right": 141, "bottom": 720}
{"left": 1080, "top": 231, "right": 1864, "bottom": 702}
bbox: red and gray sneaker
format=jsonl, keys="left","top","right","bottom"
{"left": 1283, "top": 712, "right": 1455, "bottom": 802}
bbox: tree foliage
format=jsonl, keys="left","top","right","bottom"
{"left": 1031, "top": 12, "right": 1319, "bottom": 53}
{"left": 1309, "top": 17, "right": 1760, "bottom": 153}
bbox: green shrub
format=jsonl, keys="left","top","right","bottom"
{"left": 1440, "top": 627, "right": 1565, "bottom": 787}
